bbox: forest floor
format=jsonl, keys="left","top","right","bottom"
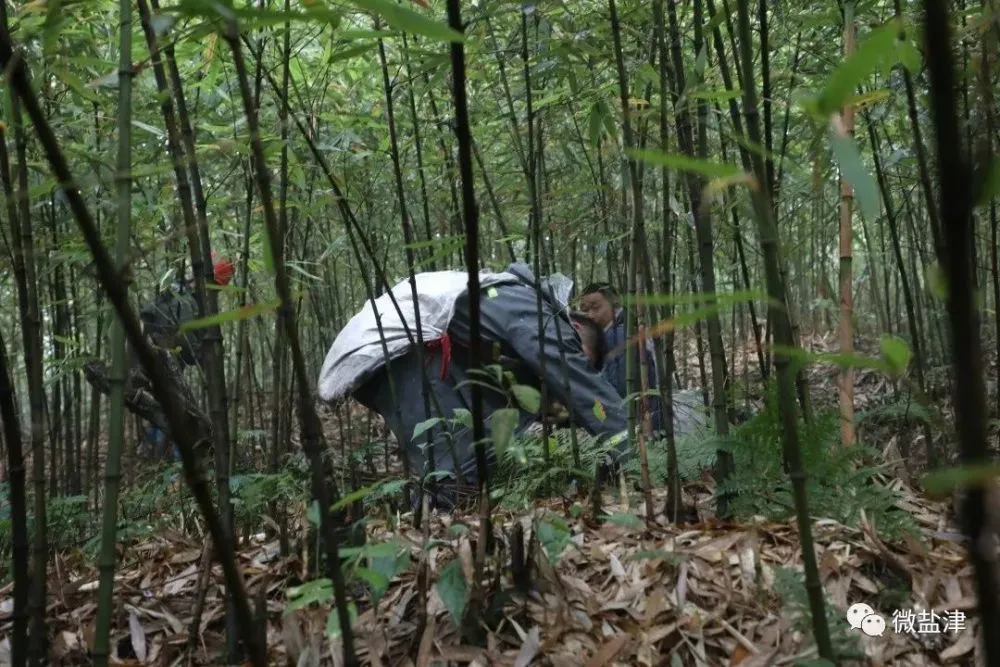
{"left": 0, "top": 332, "right": 992, "bottom": 666}
{"left": 8, "top": 477, "right": 977, "bottom": 666}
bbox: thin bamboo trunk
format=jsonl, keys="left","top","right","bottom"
{"left": 839, "top": 5, "right": 857, "bottom": 448}
{"left": 92, "top": 1, "right": 133, "bottom": 659}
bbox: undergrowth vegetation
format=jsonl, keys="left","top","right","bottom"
{"left": 0, "top": 383, "right": 920, "bottom": 584}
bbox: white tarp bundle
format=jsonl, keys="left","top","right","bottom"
{"left": 317, "top": 268, "right": 575, "bottom": 403}
{"left": 317, "top": 270, "right": 508, "bottom": 402}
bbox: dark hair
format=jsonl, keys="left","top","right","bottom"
{"left": 581, "top": 282, "right": 620, "bottom": 308}
{"left": 570, "top": 311, "right": 607, "bottom": 370}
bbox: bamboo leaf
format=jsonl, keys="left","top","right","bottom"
{"left": 178, "top": 299, "right": 280, "bottom": 333}
{"left": 325, "top": 602, "right": 358, "bottom": 639}
{"left": 490, "top": 408, "right": 520, "bottom": 460}
{"left": 879, "top": 335, "right": 911, "bottom": 376}
{"left": 627, "top": 148, "right": 742, "bottom": 179}
{"left": 435, "top": 560, "right": 468, "bottom": 624}
{"left": 348, "top": 0, "right": 464, "bottom": 42}
{"left": 588, "top": 100, "right": 605, "bottom": 147}
{"left": 511, "top": 384, "right": 541, "bottom": 414}
{"left": 815, "top": 20, "right": 900, "bottom": 116}
{"left": 829, "top": 127, "right": 880, "bottom": 220}
{"left": 131, "top": 120, "right": 165, "bottom": 138}
{"left": 412, "top": 417, "right": 442, "bottom": 440}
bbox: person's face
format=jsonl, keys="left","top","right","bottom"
{"left": 580, "top": 292, "right": 614, "bottom": 329}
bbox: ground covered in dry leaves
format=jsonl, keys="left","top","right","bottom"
{"left": 0, "top": 476, "right": 983, "bottom": 667}
{"left": 1, "top": 332, "right": 988, "bottom": 666}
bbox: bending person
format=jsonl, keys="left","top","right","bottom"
{"left": 318, "top": 263, "right": 629, "bottom": 510}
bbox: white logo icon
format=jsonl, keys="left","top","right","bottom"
{"left": 861, "top": 614, "right": 886, "bottom": 637}
{"left": 846, "top": 602, "right": 886, "bottom": 637}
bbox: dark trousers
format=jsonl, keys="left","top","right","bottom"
{"left": 356, "top": 344, "right": 534, "bottom": 511}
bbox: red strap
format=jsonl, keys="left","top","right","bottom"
{"left": 425, "top": 333, "right": 452, "bottom": 380}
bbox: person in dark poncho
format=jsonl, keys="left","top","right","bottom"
{"left": 322, "top": 263, "right": 629, "bottom": 511}
{"left": 138, "top": 256, "right": 235, "bottom": 367}
{"left": 580, "top": 282, "right": 663, "bottom": 432}
{"left": 134, "top": 255, "right": 235, "bottom": 460}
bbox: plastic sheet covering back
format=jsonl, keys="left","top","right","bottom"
{"left": 541, "top": 273, "right": 573, "bottom": 309}
{"left": 317, "top": 270, "right": 518, "bottom": 402}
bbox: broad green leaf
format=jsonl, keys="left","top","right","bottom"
{"left": 628, "top": 148, "right": 741, "bottom": 179}
{"left": 815, "top": 20, "right": 900, "bottom": 115}
{"left": 354, "top": 567, "right": 390, "bottom": 601}
{"left": 178, "top": 299, "right": 280, "bottom": 333}
{"left": 435, "top": 560, "right": 468, "bottom": 624}
{"left": 511, "top": 384, "right": 541, "bottom": 414}
{"left": 452, "top": 408, "right": 473, "bottom": 428}
{"left": 829, "top": 129, "right": 880, "bottom": 220}
{"left": 879, "top": 335, "right": 911, "bottom": 375}
{"left": 369, "top": 544, "right": 409, "bottom": 602}
{"left": 773, "top": 344, "right": 891, "bottom": 375}
{"left": 325, "top": 602, "right": 358, "bottom": 639}
{"left": 349, "top": 0, "right": 464, "bottom": 43}
{"left": 412, "top": 417, "right": 442, "bottom": 440}
{"left": 896, "top": 37, "right": 922, "bottom": 73}
{"left": 923, "top": 463, "right": 1000, "bottom": 499}
{"left": 490, "top": 408, "right": 520, "bottom": 459}
{"left": 285, "top": 578, "right": 332, "bottom": 613}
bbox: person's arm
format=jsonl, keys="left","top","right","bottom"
{"left": 506, "top": 318, "right": 628, "bottom": 443}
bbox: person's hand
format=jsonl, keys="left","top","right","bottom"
{"left": 545, "top": 401, "right": 570, "bottom": 424}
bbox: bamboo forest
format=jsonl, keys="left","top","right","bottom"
{"left": 2, "top": 0, "right": 1000, "bottom": 664}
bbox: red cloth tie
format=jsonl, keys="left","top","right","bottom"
{"left": 425, "top": 333, "right": 452, "bottom": 380}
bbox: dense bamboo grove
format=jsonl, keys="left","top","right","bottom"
{"left": 0, "top": 0, "right": 999, "bottom": 664}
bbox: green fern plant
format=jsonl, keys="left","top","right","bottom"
{"left": 714, "top": 386, "right": 919, "bottom": 541}
{"left": 773, "top": 565, "right": 863, "bottom": 664}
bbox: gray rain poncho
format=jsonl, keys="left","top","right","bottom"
{"left": 318, "top": 263, "right": 628, "bottom": 509}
